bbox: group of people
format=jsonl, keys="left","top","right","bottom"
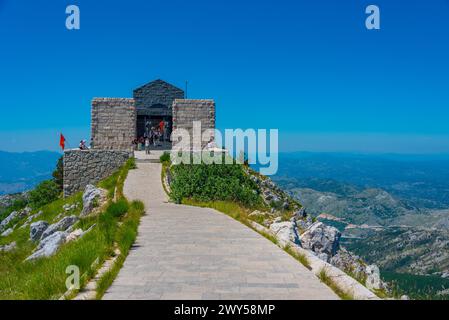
{"left": 133, "top": 120, "right": 167, "bottom": 154}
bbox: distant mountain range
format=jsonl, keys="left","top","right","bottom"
{"left": 272, "top": 152, "right": 449, "bottom": 292}
{"left": 0, "top": 151, "right": 61, "bottom": 195}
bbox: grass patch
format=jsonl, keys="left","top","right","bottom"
{"left": 160, "top": 151, "right": 171, "bottom": 163}
{"left": 0, "top": 158, "right": 141, "bottom": 300}
{"left": 318, "top": 268, "right": 354, "bottom": 300}
{"left": 183, "top": 199, "right": 251, "bottom": 222}
{"left": 285, "top": 245, "right": 311, "bottom": 270}
{"left": 106, "top": 199, "right": 129, "bottom": 218}
{"left": 96, "top": 200, "right": 144, "bottom": 299}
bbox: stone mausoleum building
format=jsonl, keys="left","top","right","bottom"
{"left": 64, "top": 79, "right": 216, "bottom": 196}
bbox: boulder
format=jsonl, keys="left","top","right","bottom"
{"left": 0, "top": 207, "right": 31, "bottom": 232}
{"left": 365, "top": 264, "right": 383, "bottom": 291}
{"left": 294, "top": 207, "right": 307, "bottom": 219}
{"left": 81, "top": 185, "right": 102, "bottom": 216}
{"left": 26, "top": 231, "right": 67, "bottom": 261}
{"left": 0, "top": 241, "right": 17, "bottom": 252}
{"left": 66, "top": 228, "right": 84, "bottom": 242}
{"left": 22, "top": 210, "right": 43, "bottom": 226}
{"left": 269, "top": 221, "right": 301, "bottom": 247}
{"left": 41, "top": 215, "right": 78, "bottom": 240}
{"left": 317, "top": 253, "right": 329, "bottom": 262}
{"left": 330, "top": 248, "right": 367, "bottom": 282}
{"left": 273, "top": 217, "right": 282, "bottom": 224}
{"left": 248, "top": 210, "right": 266, "bottom": 217}
{"left": 30, "top": 221, "right": 49, "bottom": 242}
{"left": 66, "top": 223, "right": 96, "bottom": 243}
{"left": 300, "top": 222, "right": 341, "bottom": 262}
{"left": 63, "top": 203, "right": 77, "bottom": 212}
{"left": 1, "top": 228, "right": 13, "bottom": 237}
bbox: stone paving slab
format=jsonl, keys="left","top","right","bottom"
{"left": 103, "top": 162, "right": 338, "bottom": 300}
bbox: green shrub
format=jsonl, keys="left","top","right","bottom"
{"left": 160, "top": 152, "right": 171, "bottom": 163}
{"left": 106, "top": 199, "right": 129, "bottom": 218}
{"left": 28, "top": 180, "right": 60, "bottom": 209}
{"left": 170, "top": 162, "right": 262, "bottom": 207}
{"left": 52, "top": 156, "right": 64, "bottom": 191}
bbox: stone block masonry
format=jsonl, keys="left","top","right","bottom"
{"left": 133, "top": 79, "right": 184, "bottom": 117}
{"left": 172, "top": 99, "right": 215, "bottom": 149}
{"left": 91, "top": 98, "right": 136, "bottom": 151}
{"left": 63, "top": 150, "right": 132, "bottom": 197}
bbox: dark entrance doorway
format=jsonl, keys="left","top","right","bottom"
{"left": 133, "top": 79, "right": 185, "bottom": 149}
{"left": 136, "top": 115, "right": 173, "bottom": 150}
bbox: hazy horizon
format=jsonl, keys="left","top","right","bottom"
{"left": 1, "top": 1, "right": 448, "bottom": 153}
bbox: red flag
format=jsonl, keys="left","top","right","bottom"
{"left": 59, "top": 134, "right": 66, "bottom": 150}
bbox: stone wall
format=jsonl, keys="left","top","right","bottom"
{"left": 172, "top": 99, "right": 216, "bottom": 149}
{"left": 91, "top": 98, "right": 136, "bottom": 151}
{"left": 63, "top": 149, "right": 131, "bottom": 197}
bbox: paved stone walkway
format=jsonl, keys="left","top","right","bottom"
{"left": 103, "top": 162, "right": 338, "bottom": 300}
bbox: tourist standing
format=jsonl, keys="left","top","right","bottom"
{"left": 159, "top": 120, "right": 165, "bottom": 142}
{"left": 145, "top": 137, "right": 150, "bottom": 155}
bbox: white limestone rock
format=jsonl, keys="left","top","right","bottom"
{"left": 30, "top": 221, "right": 49, "bottom": 242}
{"left": 66, "top": 224, "right": 96, "bottom": 243}
{"left": 81, "top": 185, "right": 102, "bottom": 216}
{"left": 21, "top": 211, "right": 43, "bottom": 229}
{"left": 0, "top": 241, "right": 17, "bottom": 252}
{"left": 26, "top": 231, "right": 67, "bottom": 261}
{"left": 66, "top": 228, "right": 84, "bottom": 243}
{"left": 300, "top": 221, "right": 341, "bottom": 262}
{"left": 41, "top": 215, "right": 78, "bottom": 240}
{"left": 1, "top": 227, "right": 13, "bottom": 237}
{"left": 366, "top": 264, "right": 383, "bottom": 291}
{"left": 0, "top": 207, "right": 31, "bottom": 232}
{"left": 269, "top": 221, "right": 301, "bottom": 247}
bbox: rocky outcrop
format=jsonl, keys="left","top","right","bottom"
{"left": 300, "top": 222, "right": 341, "bottom": 262}
{"left": 330, "top": 248, "right": 367, "bottom": 282}
{"left": 30, "top": 221, "right": 49, "bottom": 242}
{"left": 81, "top": 185, "right": 102, "bottom": 216}
{"left": 269, "top": 221, "right": 301, "bottom": 247}
{"left": 248, "top": 172, "right": 299, "bottom": 212}
{"left": 1, "top": 228, "right": 13, "bottom": 237}
{"left": 26, "top": 231, "right": 68, "bottom": 261}
{"left": 20, "top": 210, "right": 43, "bottom": 229}
{"left": 41, "top": 215, "right": 78, "bottom": 240}
{"left": 66, "top": 224, "right": 95, "bottom": 243}
{"left": 63, "top": 203, "right": 78, "bottom": 212}
{"left": 365, "top": 265, "right": 384, "bottom": 291}
{"left": 0, "top": 241, "right": 17, "bottom": 252}
{"left": 0, "top": 207, "right": 31, "bottom": 232}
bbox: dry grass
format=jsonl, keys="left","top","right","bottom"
{"left": 318, "top": 268, "right": 354, "bottom": 300}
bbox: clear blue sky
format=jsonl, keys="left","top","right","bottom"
{"left": 0, "top": 0, "right": 448, "bottom": 153}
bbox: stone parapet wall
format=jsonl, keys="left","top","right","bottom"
{"left": 172, "top": 99, "right": 216, "bottom": 149}
{"left": 63, "top": 149, "right": 132, "bottom": 197}
{"left": 91, "top": 98, "right": 136, "bottom": 151}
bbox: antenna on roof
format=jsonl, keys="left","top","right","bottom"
{"left": 185, "top": 81, "right": 188, "bottom": 99}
